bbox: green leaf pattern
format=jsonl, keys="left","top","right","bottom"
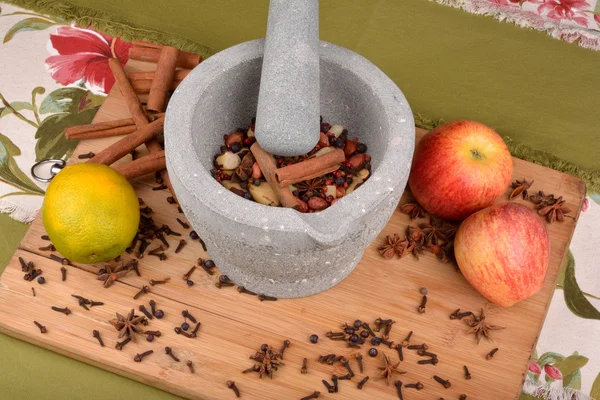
{"left": 3, "top": 17, "right": 55, "bottom": 43}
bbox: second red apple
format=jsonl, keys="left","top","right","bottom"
{"left": 409, "top": 120, "right": 513, "bottom": 220}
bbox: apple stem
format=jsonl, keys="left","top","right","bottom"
{"left": 470, "top": 149, "right": 483, "bottom": 160}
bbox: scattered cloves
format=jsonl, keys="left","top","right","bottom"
{"left": 175, "top": 240, "right": 186, "bottom": 253}
{"left": 149, "top": 277, "right": 170, "bottom": 286}
{"left": 139, "top": 305, "right": 153, "bottom": 320}
{"left": 258, "top": 294, "right": 277, "bottom": 302}
{"left": 300, "top": 391, "right": 320, "bottom": 400}
{"left": 34, "top": 321, "right": 47, "bottom": 334}
{"left": 401, "top": 331, "right": 413, "bottom": 348}
{"left": 418, "top": 295, "right": 427, "bottom": 314}
{"left": 186, "top": 360, "right": 195, "bottom": 373}
{"left": 60, "top": 266, "right": 67, "bottom": 281}
{"left": 301, "top": 357, "right": 308, "bottom": 374}
{"left": 38, "top": 244, "right": 56, "bottom": 251}
{"left": 357, "top": 375, "right": 369, "bottom": 389}
{"left": 417, "top": 358, "right": 438, "bottom": 365}
{"left": 176, "top": 218, "right": 190, "bottom": 229}
{"left": 226, "top": 380, "right": 240, "bottom": 398}
{"left": 165, "top": 346, "right": 180, "bottom": 362}
{"left": 134, "top": 350, "right": 154, "bottom": 362}
{"left": 464, "top": 365, "right": 472, "bottom": 379}
{"left": 356, "top": 353, "right": 364, "bottom": 373}
{"left": 237, "top": 286, "right": 257, "bottom": 296}
{"left": 405, "top": 382, "right": 424, "bottom": 390}
{"left": 183, "top": 266, "right": 196, "bottom": 281}
{"left": 49, "top": 254, "right": 70, "bottom": 265}
{"left": 395, "top": 380, "right": 404, "bottom": 400}
{"left": 486, "top": 348, "right": 499, "bottom": 360}
{"left": 93, "top": 330, "right": 105, "bottom": 347}
{"left": 51, "top": 306, "right": 71, "bottom": 315}
{"left": 31, "top": 287, "right": 36, "bottom": 297}
{"left": 133, "top": 285, "right": 150, "bottom": 300}
{"left": 115, "top": 337, "right": 131, "bottom": 350}
{"left": 182, "top": 310, "right": 197, "bottom": 323}
{"left": 78, "top": 151, "right": 95, "bottom": 159}
{"left": 322, "top": 380, "right": 334, "bottom": 393}
{"left": 332, "top": 375, "right": 339, "bottom": 393}
{"left": 433, "top": 375, "right": 451, "bottom": 388}
{"left": 280, "top": 339, "right": 291, "bottom": 358}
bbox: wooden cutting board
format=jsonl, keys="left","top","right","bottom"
{"left": 0, "top": 59, "right": 586, "bottom": 400}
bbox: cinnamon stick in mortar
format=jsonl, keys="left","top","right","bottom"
{"left": 250, "top": 143, "right": 298, "bottom": 208}
{"left": 129, "top": 47, "right": 201, "bottom": 69}
{"left": 276, "top": 149, "right": 345, "bottom": 187}
{"left": 147, "top": 46, "right": 180, "bottom": 112}
{"left": 129, "top": 69, "right": 190, "bottom": 81}
{"left": 115, "top": 151, "right": 166, "bottom": 180}
{"left": 87, "top": 117, "right": 164, "bottom": 165}
{"left": 108, "top": 58, "right": 149, "bottom": 127}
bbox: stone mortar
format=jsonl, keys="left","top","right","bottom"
{"left": 165, "top": 39, "right": 414, "bottom": 298}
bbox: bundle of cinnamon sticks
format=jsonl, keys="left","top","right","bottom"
{"left": 64, "top": 40, "right": 203, "bottom": 190}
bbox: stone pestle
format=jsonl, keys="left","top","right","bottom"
{"left": 254, "top": 0, "right": 320, "bottom": 157}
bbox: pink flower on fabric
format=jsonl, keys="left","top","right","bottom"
{"left": 582, "top": 198, "right": 589, "bottom": 212}
{"left": 594, "top": 14, "right": 600, "bottom": 24}
{"left": 534, "top": 0, "right": 591, "bottom": 27}
{"left": 45, "top": 26, "right": 132, "bottom": 95}
{"left": 544, "top": 364, "right": 563, "bottom": 380}
{"left": 529, "top": 360, "right": 542, "bottom": 374}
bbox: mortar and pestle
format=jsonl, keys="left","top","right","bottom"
{"left": 165, "top": 0, "right": 414, "bottom": 298}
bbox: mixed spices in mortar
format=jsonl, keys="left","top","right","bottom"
{"left": 211, "top": 118, "right": 372, "bottom": 212}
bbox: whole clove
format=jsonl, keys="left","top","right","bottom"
{"left": 49, "top": 254, "right": 70, "bottom": 265}
{"left": 198, "top": 259, "right": 214, "bottom": 275}
{"left": 300, "top": 391, "right": 320, "bottom": 400}
{"left": 77, "top": 151, "right": 95, "bottom": 159}
{"left": 191, "top": 322, "right": 201, "bottom": 336}
{"left": 357, "top": 375, "right": 369, "bottom": 389}
{"left": 33, "top": 321, "right": 47, "bottom": 333}
{"left": 41, "top": 235, "right": 50, "bottom": 241}
{"left": 401, "top": 331, "right": 413, "bottom": 347}
{"left": 60, "top": 266, "right": 67, "bottom": 281}
{"left": 459, "top": 395, "right": 468, "bottom": 400}
{"left": 227, "top": 381, "right": 241, "bottom": 398}
{"left": 176, "top": 218, "right": 190, "bottom": 229}
{"left": 395, "top": 380, "right": 404, "bottom": 400}
{"left": 51, "top": 306, "right": 71, "bottom": 315}
{"left": 139, "top": 305, "right": 153, "bottom": 320}
{"left": 464, "top": 365, "right": 472, "bottom": 380}
{"left": 149, "top": 300, "right": 157, "bottom": 316}
{"left": 280, "top": 339, "right": 291, "bottom": 358}
{"left": 182, "top": 310, "right": 197, "bottom": 323}
{"left": 186, "top": 360, "right": 195, "bottom": 373}
{"left": 167, "top": 196, "right": 177, "bottom": 204}
{"left": 417, "top": 358, "right": 438, "bottom": 365}
{"left": 395, "top": 344, "right": 404, "bottom": 361}
{"left": 156, "top": 232, "right": 169, "bottom": 247}
{"left": 301, "top": 357, "right": 308, "bottom": 374}
{"left": 433, "top": 375, "right": 451, "bottom": 389}
{"left": 133, "top": 286, "right": 150, "bottom": 300}
{"left": 134, "top": 350, "right": 154, "bottom": 362}
{"left": 39, "top": 244, "right": 56, "bottom": 251}
{"left": 149, "top": 277, "right": 170, "bottom": 286}
{"left": 407, "top": 343, "right": 428, "bottom": 350}
{"left": 362, "top": 322, "right": 375, "bottom": 337}
{"left": 93, "top": 330, "right": 105, "bottom": 347}
{"left": 332, "top": 375, "right": 339, "bottom": 392}
{"left": 115, "top": 337, "right": 131, "bottom": 350}
{"left": 356, "top": 353, "right": 364, "bottom": 373}
{"left": 340, "top": 357, "right": 354, "bottom": 377}
{"left": 175, "top": 239, "right": 186, "bottom": 253}
{"left": 174, "top": 327, "right": 195, "bottom": 338}
{"left": 405, "top": 382, "right": 424, "bottom": 390}
{"left": 322, "top": 380, "right": 334, "bottom": 393}
{"left": 183, "top": 266, "right": 196, "bottom": 281}
{"left": 486, "top": 348, "right": 499, "bottom": 360}
{"left": 165, "top": 347, "right": 180, "bottom": 362}
{"left": 418, "top": 295, "right": 427, "bottom": 314}
{"left": 417, "top": 350, "right": 438, "bottom": 359}
{"left": 258, "top": 294, "right": 277, "bottom": 301}
{"left": 199, "top": 237, "right": 207, "bottom": 251}
{"left": 337, "top": 373, "right": 352, "bottom": 380}
{"left": 152, "top": 184, "right": 167, "bottom": 191}
{"left": 237, "top": 286, "right": 257, "bottom": 296}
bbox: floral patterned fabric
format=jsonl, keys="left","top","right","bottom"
{"left": 435, "top": 0, "right": 600, "bottom": 50}
{"left": 0, "top": 2, "right": 600, "bottom": 399}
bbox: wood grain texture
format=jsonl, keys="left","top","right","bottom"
{"left": 0, "top": 59, "right": 587, "bottom": 400}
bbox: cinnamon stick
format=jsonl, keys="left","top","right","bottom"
{"left": 115, "top": 151, "right": 166, "bottom": 179}
{"left": 276, "top": 149, "right": 345, "bottom": 187}
{"left": 67, "top": 124, "right": 137, "bottom": 140}
{"left": 108, "top": 58, "right": 148, "bottom": 128}
{"left": 87, "top": 117, "right": 164, "bottom": 165}
{"left": 129, "top": 69, "right": 190, "bottom": 82}
{"left": 131, "top": 40, "right": 163, "bottom": 49}
{"left": 250, "top": 143, "right": 298, "bottom": 208}
{"left": 147, "top": 46, "right": 180, "bottom": 112}
{"left": 129, "top": 47, "right": 201, "bottom": 69}
{"left": 144, "top": 139, "right": 175, "bottom": 197}
{"left": 66, "top": 118, "right": 135, "bottom": 138}
{"left": 131, "top": 79, "right": 182, "bottom": 94}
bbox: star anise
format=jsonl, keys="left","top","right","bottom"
{"left": 537, "top": 196, "right": 570, "bottom": 223}
{"left": 109, "top": 309, "right": 146, "bottom": 342}
{"left": 295, "top": 178, "right": 325, "bottom": 198}
{"left": 97, "top": 262, "right": 132, "bottom": 288}
{"left": 378, "top": 233, "right": 409, "bottom": 259}
{"left": 405, "top": 226, "right": 426, "bottom": 260}
{"left": 399, "top": 201, "right": 427, "bottom": 219}
{"left": 464, "top": 308, "right": 506, "bottom": 344}
{"left": 509, "top": 179, "right": 534, "bottom": 200}
{"left": 378, "top": 352, "right": 406, "bottom": 386}
{"left": 419, "top": 216, "right": 457, "bottom": 245}
{"left": 529, "top": 191, "right": 556, "bottom": 208}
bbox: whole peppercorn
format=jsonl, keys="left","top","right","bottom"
{"left": 186, "top": 280, "right": 194, "bottom": 287}
{"left": 189, "top": 230, "right": 199, "bottom": 240}
{"left": 260, "top": 344, "right": 269, "bottom": 352}
{"left": 37, "top": 277, "right": 46, "bottom": 284}
{"left": 98, "top": 268, "right": 107, "bottom": 276}
{"left": 253, "top": 179, "right": 261, "bottom": 186}
{"left": 244, "top": 192, "right": 253, "bottom": 200}
{"left": 371, "top": 337, "right": 382, "bottom": 346}
{"left": 368, "top": 348, "right": 378, "bottom": 357}
{"left": 335, "top": 177, "right": 345, "bottom": 186}
{"left": 154, "top": 310, "right": 165, "bottom": 319}
{"left": 349, "top": 334, "right": 359, "bottom": 343}
{"left": 360, "top": 330, "right": 370, "bottom": 338}
{"left": 309, "top": 334, "right": 319, "bottom": 344}
{"left": 357, "top": 143, "right": 367, "bottom": 153}
{"left": 346, "top": 177, "right": 353, "bottom": 184}
{"left": 231, "top": 142, "right": 242, "bottom": 153}
{"left": 353, "top": 320, "right": 363, "bottom": 329}
{"left": 204, "top": 259, "right": 216, "bottom": 269}
{"left": 334, "top": 138, "right": 344, "bottom": 148}
{"left": 344, "top": 327, "right": 355, "bottom": 335}
{"left": 181, "top": 322, "right": 190, "bottom": 331}
{"left": 146, "top": 334, "right": 155, "bottom": 342}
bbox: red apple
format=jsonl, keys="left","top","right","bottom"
{"left": 409, "top": 120, "right": 513, "bottom": 220}
{"left": 454, "top": 202, "right": 550, "bottom": 307}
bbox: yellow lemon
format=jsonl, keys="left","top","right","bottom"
{"left": 42, "top": 163, "right": 139, "bottom": 264}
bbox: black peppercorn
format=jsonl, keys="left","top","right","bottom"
{"left": 154, "top": 310, "right": 164, "bottom": 319}
{"left": 146, "top": 334, "right": 155, "bottom": 342}
{"left": 309, "top": 334, "right": 319, "bottom": 344}
{"left": 189, "top": 231, "right": 199, "bottom": 240}
{"left": 181, "top": 322, "right": 190, "bottom": 331}
{"left": 98, "top": 268, "right": 107, "bottom": 276}
{"left": 186, "top": 280, "right": 194, "bottom": 287}
{"left": 371, "top": 337, "right": 382, "bottom": 346}
{"left": 260, "top": 344, "right": 269, "bottom": 352}
{"left": 334, "top": 138, "right": 344, "bottom": 148}
{"left": 240, "top": 181, "right": 248, "bottom": 190}
{"left": 360, "top": 330, "right": 369, "bottom": 338}
{"left": 344, "top": 327, "right": 355, "bottom": 335}
{"left": 357, "top": 143, "right": 367, "bottom": 153}
{"left": 353, "top": 320, "right": 362, "bottom": 328}
{"left": 346, "top": 177, "right": 353, "bottom": 184}
{"left": 368, "top": 348, "right": 378, "bottom": 357}
{"left": 231, "top": 142, "right": 242, "bottom": 153}
{"left": 335, "top": 177, "right": 345, "bottom": 186}
{"left": 244, "top": 192, "right": 253, "bottom": 200}
{"left": 253, "top": 179, "right": 261, "bottom": 186}
{"left": 349, "top": 334, "right": 359, "bottom": 343}
{"left": 204, "top": 259, "right": 215, "bottom": 269}
{"left": 37, "top": 277, "right": 46, "bottom": 284}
